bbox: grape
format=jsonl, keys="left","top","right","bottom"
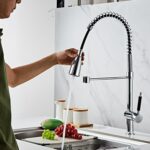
{"left": 71, "top": 125, "right": 75, "bottom": 130}
{"left": 72, "top": 129, "right": 77, "bottom": 134}
{"left": 78, "top": 134, "right": 82, "bottom": 140}
{"left": 42, "top": 129, "right": 55, "bottom": 140}
{"left": 66, "top": 123, "right": 72, "bottom": 129}
{"left": 71, "top": 134, "right": 76, "bottom": 138}
{"left": 54, "top": 123, "right": 82, "bottom": 140}
{"left": 67, "top": 129, "right": 71, "bottom": 134}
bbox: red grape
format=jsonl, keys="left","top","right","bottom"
{"left": 54, "top": 123, "right": 82, "bottom": 140}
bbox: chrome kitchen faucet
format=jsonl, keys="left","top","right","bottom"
{"left": 69, "top": 12, "right": 143, "bottom": 135}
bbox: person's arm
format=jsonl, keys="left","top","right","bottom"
{"left": 6, "top": 48, "right": 79, "bottom": 87}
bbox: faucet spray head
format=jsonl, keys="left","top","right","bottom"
{"left": 69, "top": 51, "right": 82, "bottom": 77}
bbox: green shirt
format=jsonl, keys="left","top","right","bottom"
{"left": 0, "top": 29, "right": 19, "bottom": 150}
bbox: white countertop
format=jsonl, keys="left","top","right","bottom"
{"left": 79, "top": 124, "right": 150, "bottom": 144}
{"left": 78, "top": 124, "right": 150, "bottom": 150}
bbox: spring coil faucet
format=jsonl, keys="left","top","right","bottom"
{"left": 69, "top": 12, "right": 143, "bottom": 135}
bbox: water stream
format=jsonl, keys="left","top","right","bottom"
{"left": 61, "top": 76, "right": 75, "bottom": 150}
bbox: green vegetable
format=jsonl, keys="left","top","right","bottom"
{"left": 42, "top": 129, "right": 55, "bottom": 140}
{"left": 41, "top": 118, "right": 63, "bottom": 130}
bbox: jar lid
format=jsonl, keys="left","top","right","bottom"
{"left": 64, "top": 108, "right": 73, "bottom": 110}
{"left": 55, "top": 99, "right": 66, "bottom": 103}
{"left": 73, "top": 108, "right": 88, "bottom": 112}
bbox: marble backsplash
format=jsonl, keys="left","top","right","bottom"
{"left": 54, "top": 0, "right": 150, "bottom": 133}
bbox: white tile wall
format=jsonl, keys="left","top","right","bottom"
{"left": 55, "top": 0, "right": 150, "bottom": 133}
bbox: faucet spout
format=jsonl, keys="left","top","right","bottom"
{"left": 69, "top": 51, "right": 82, "bottom": 77}
{"left": 69, "top": 12, "right": 142, "bottom": 135}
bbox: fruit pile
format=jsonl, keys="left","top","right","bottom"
{"left": 55, "top": 123, "right": 82, "bottom": 140}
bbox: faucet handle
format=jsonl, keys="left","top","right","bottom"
{"left": 135, "top": 92, "right": 143, "bottom": 123}
{"left": 135, "top": 113, "right": 143, "bottom": 123}
{"left": 137, "top": 92, "right": 142, "bottom": 113}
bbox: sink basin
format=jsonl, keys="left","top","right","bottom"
{"left": 14, "top": 127, "right": 132, "bottom": 150}
{"left": 15, "top": 128, "right": 43, "bottom": 140}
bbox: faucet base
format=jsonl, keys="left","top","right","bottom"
{"left": 127, "top": 119, "right": 134, "bottom": 135}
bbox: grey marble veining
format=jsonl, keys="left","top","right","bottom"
{"left": 55, "top": 0, "right": 150, "bottom": 134}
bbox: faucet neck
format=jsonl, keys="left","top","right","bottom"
{"left": 69, "top": 12, "right": 138, "bottom": 135}
{"left": 78, "top": 12, "right": 134, "bottom": 135}
{"left": 79, "top": 12, "right": 132, "bottom": 56}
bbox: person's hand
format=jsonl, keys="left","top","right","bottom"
{"left": 56, "top": 48, "right": 84, "bottom": 65}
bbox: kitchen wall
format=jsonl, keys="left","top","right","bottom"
{"left": 55, "top": 0, "right": 150, "bottom": 133}
{"left": 0, "top": 0, "right": 56, "bottom": 128}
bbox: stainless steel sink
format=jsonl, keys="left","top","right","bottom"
{"left": 14, "top": 127, "right": 132, "bottom": 150}
{"left": 15, "top": 127, "right": 43, "bottom": 140}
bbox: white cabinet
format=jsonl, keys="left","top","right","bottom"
{"left": 64, "top": 0, "right": 129, "bottom": 7}
{"left": 65, "top": 0, "right": 107, "bottom": 6}
{"left": 93, "top": 0, "right": 107, "bottom": 3}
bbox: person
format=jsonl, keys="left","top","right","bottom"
{"left": 0, "top": 0, "right": 84, "bottom": 149}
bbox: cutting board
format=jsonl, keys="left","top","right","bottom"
{"left": 23, "top": 135, "right": 95, "bottom": 145}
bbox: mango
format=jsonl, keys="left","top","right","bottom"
{"left": 41, "top": 119, "right": 63, "bottom": 130}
